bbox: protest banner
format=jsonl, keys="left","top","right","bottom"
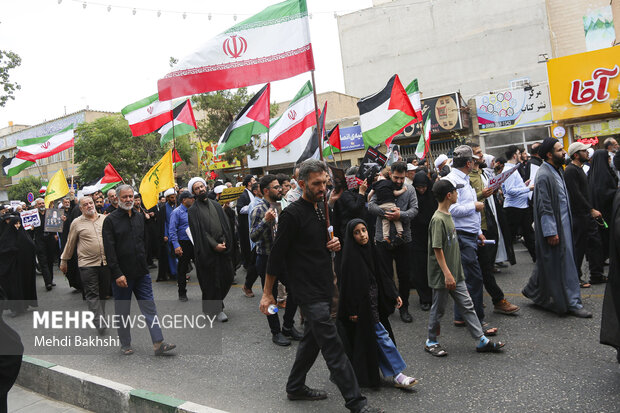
{"left": 20, "top": 209, "right": 40, "bottom": 230}
{"left": 487, "top": 164, "right": 522, "bottom": 191}
{"left": 10, "top": 200, "right": 20, "bottom": 210}
{"left": 345, "top": 175, "right": 364, "bottom": 190}
{"left": 356, "top": 147, "right": 388, "bottom": 181}
{"left": 218, "top": 186, "right": 245, "bottom": 205}
{"left": 44, "top": 208, "right": 64, "bottom": 233}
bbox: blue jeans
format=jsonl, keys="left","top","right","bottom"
{"left": 375, "top": 322, "right": 406, "bottom": 377}
{"left": 454, "top": 232, "right": 485, "bottom": 323}
{"left": 112, "top": 274, "right": 164, "bottom": 347}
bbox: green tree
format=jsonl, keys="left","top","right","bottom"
{"left": 0, "top": 49, "right": 22, "bottom": 107}
{"left": 74, "top": 115, "right": 166, "bottom": 184}
{"left": 8, "top": 176, "right": 43, "bottom": 203}
{"left": 192, "top": 88, "right": 279, "bottom": 164}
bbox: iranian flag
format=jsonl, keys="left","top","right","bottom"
{"left": 270, "top": 81, "right": 316, "bottom": 150}
{"left": 121, "top": 93, "right": 173, "bottom": 137}
{"left": 357, "top": 75, "right": 416, "bottom": 148}
{"left": 158, "top": 0, "right": 314, "bottom": 100}
{"left": 415, "top": 114, "right": 432, "bottom": 159}
{"left": 322, "top": 125, "right": 341, "bottom": 158}
{"left": 172, "top": 148, "right": 183, "bottom": 169}
{"left": 296, "top": 102, "right": 326, "bottom": 164}
{"left": 157, "top": 99, "right": 198, "bottom": 146}
{"left": 85, "top": 163, "right": 124, "bottom": 194}
{"left": 16, "top": 124, "right": 75, "bottom": 161}
{"left": 2, "top": 156, "right": 34, "bottom": 177}
{"left": 216, "top": 83, "right": 270, "bottom": 155}
{"left": 405, "top": 79, "right": 423, "bottom": 122}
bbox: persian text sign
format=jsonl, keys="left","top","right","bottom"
{"left": 487, "top": 164, "right": 522, "bottom": 191}
{"left": 547, "top": 46, "right": 620, "bottom": 120}
{"left": 20, "top": 209, "right": 40, "bottom": 230}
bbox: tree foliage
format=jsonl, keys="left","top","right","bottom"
{"left": 74, "top": 115, "right": 166, "bottom": 184}
{"left": 0, "top": 49, "right": 22, "bottom": 107}
{"left": 192, "top": 88, "right": 279, "bottom": 164}
{"left": 8, "top": 176, "right": 43, "bottom": 203}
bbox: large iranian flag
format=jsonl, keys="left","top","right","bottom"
{"left": 16, "top": 124, "right": 75, "bottom": 161}
{"left": 158, "top": 0, "right": 314, "bottom": 100}
{"left": 121, "top": 93, "right": 173, "bottom": 137}
{"left": 270, "top": 81, "right": 316, "bottom": 150}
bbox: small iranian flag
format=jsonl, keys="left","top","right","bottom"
{"left": 157, "top": 99, "right": 197, "bottom": 147}
{"left": 322, "top": 125, "right": 341, "bottom": 158}
{"left": 405, "top": 79, "right": 424, "bottom": 123}
{"left": 121, "top": 93, "right": 173, "bottom": 137}
{"left": 158, "top": 0, "right": 314, "bottom": 100}
{"left": 16, "top": 124, "right": 75, "bottom": 161}
{"left": 83, "top": 163, "right": 124, "bottom": 194}
{"left": 415, "top": 114, "right": 432, "bottom": 159}
{"left": 172, "top": 148, "right": 183, "bottom": 169}
{"left": 270, "top": 81, "right": 317, "bottom": 150}
{"left": 2, "top": 156, "right": 34, "bottom": 177}
{"left": 357, "top": 75, "right": 416, "bottom": 148}
{"left": 216, "top": 84, "right": 270, "bottom": 155}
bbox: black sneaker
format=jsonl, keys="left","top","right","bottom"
{"left": 399, "top": 308, "right": 413, "bottom": 323}
{"left": 282, "top": 326, "right": 303, "bottom": 341}
{"left": 272, "top": 333, "right": 291, "bottom": 347}
{"left": 287, "top": 385, "right": 327, "bottom": 401}
{"left": 179, "top": 295, "right": 188, "bottom": 302}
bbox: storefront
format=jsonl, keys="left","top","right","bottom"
{"left": 547, "top": 45, "right": 620, "bottom": 150}
{"left": 475, "top": 82, "right": 552, "bottom": 159}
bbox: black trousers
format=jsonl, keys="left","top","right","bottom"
{"left": 478, "top": 229, "right": 504, "bottom": 304}
{"left": 286, "top": 301, "right": 366, "bottom": 412}
{"left": 177, "top": 240, "right": 195, "bottom": 295}
{"left": 244, "top": 247, "right": 259, "bottom": 290}
{"left": 411, "top": 246, "right": 432, "bottom": 305}
{"left": 504, "top": 206, "right": 536, "bottom": 262}
{"left": 573, "top": 214, "right": 605, "bottom": 280}
{"left": 79, "top": 266, "right": 111, "bottom": 327}
{"left": 376, "top": 241, "right": 412, "bottom": 309}
{"left": 238, "top": 215, "right": 251, "bottom": 268}
{"left": 35, "top": 237, "right": 56, "bottom": 286}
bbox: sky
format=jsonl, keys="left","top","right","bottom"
{"left": 0, "top": 0, "right": 372, "bottom": 129}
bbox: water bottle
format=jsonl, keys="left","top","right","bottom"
{"left": 267, "top": 304, "right": 278, "bottom": 315}
{"left": 477, "top": 239, "right": 496, "bottom": 245}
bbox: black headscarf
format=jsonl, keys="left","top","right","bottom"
{"left": 538, "top": 137, "right": 559, "bottom": 162}
{"left": 589, "top": 149, "right": 618, "bottom": 221}
{"left": 339, "top": 219, "right": 374, "bottom": 318}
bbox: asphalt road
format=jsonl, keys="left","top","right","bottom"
{"left": 5, "top": 248, "right": 620, "bottom": 413}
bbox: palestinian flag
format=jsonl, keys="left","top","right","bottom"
{"left": 296, "top": 102, "right": 326, "bottom": 164}
{"left": 415, "top": 114, "right": 432, "bottom": 159}
{"left": 216, "top": 84, "right": 270, "bottom": 155}
{"left": 270, "top": 81, "right": 316, "bottom": 150}
{"left": 157, "top": 99, "right": 197, "bottom": 147}
{"left": 322, "top": 125, "right": 341, "bottom": 158}
{"left": 158, "top": 0, "right": 314, "bottom": 100}
{"left": 83, "top": 163, "right": 124, "bottom": 194}
{"left": 172, "top": 148, "right": 183, "bottom": 169}
{"left": 121, "top": 93, "right": 173, "bottom": 137}
{"left": 2, "top": 156, "right": 34, "bottom": 177}
{"left": 357, "top": 75, "right": 416, "bottom": 148}
{"left": 16, "top": 124, "right": 74, "bottom": 161}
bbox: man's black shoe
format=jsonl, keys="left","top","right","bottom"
{"left": 400, "top": 308, "right": 413, "bottom": 323}
{"left": 179, "top": 295, "right": 188, "bottom": 302}
{"left": 51, "top": 282, "right": 56, "bottom": 287}
{"left": 45, "top": 284, "right": 52, "bottom": 291}
{"left": 420, "top": 303, "right": 431, "bottom": 311}
{"left": 282, "top": 326, "right": 303, "bottom": 341}
{"left": 272, "top": 333, "right": 291, "bottom": 346}
{"left": 354, "top": 405, "right": 385, "bottom": 413}
{"left": 568, "top": 308, "right": 592, "bottom": 318}
{"left": 287, "top": 385, "right": 327, "bottom": 401}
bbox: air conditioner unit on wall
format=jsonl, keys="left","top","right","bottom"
{"left": 510, "top": 78, "right": 530, "bottom": 89}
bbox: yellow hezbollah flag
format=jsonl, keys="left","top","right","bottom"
{"left": 44, "top": 169, "right": 69, "bottom": 207}
{"left": 139, "top": 149, "right": 174, "bottom": 209}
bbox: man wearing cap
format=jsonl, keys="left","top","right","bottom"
{"left": 156, "top": 188, "right": 178, "bottom": 281}
{"left": 523, "top": 138, "right": 592, "bottom": 318}
{"left": 236, "top": 174, "right": 256, "bottom": 271}
{"left": 444, "top": 146, "right": 498, "bottom": 334}
{"left": 187, "top": 177, "right": 235, "bottom": 322}
{"left": 564, "top": 141, "right": 606, "bottom": 286}
{"left": 169, "top": 191, "right": 195, "bottom": 302}
{"left": 502, "top": 145, "right": 536, "bottom": 262}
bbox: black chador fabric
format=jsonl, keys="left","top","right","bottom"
{"left": 187, "top": 198, "right": 234, "bottom": 306}
{"left": 337, "top": 218, "right": 398, "bottom": 388}
{"left": 0, "top": 285, "right": 24, "bottom": 411}
{"left": 588, "top": 149, "right": 618, "bottom": 224}
{"left": 601, "top": 190, "right": 620, "bottom": 359}
{"left": 62, "top": 204, "right": 82, "bottom": 290}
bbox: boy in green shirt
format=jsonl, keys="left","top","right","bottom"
{"left": 424, "top": 179, "right": 505, "bottom": 357}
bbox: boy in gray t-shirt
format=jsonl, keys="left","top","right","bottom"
{"left": 424, "top": 179, "right": 505, "bottom": 357}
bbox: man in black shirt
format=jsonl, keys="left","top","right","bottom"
{"left": 260, "top": 159, "right": 379, "bottom": 413}
{"left": 565, "top": 142, "right": 607, "bottom": 285}
{"left": 102, "top": 185, "right": 176, "bottom": 356}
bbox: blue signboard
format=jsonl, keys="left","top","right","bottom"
{"left": 339, "top": 126, "right": 364, "bottom": 152}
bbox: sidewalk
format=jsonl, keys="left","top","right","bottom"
{"left": 7, "top": 385, "right": 90, "bottom": 412}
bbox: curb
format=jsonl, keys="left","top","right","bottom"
{"left": 16, "top": 356, "right": 228, "bottom": 413}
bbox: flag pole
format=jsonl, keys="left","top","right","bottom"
{"left": 266, "top": 130, "right": 270, "bottom": 171}
{"left": 310, "top": 70, "right": 331, "bottom": 232}
{"left": 70, "top": 147, "right": 75, "bottom": 188}
{"left": 172, "top": 117, "right": 177, "bottom": 182}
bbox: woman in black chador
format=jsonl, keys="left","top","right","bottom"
{"left": 588, "top": 149, "right": 618, "bottom": 262}
{"left": 338, "top": 218, "right": 417, "bottom": 389}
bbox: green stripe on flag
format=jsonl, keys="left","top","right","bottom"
{"left": 160, "top": 123, "right": 196, "bottom": 147}
{"left": 405, "top": 79, "right": 419, "bottom": 94}
{"left": 322, "top": 145, "right": 340, "bottom": 158}
{"left": 288, "top": 81, "right": 313, "bottom": 106}
{"left": 361, "top": 112, "right": 413, "bottom": 147}
{"left": 225, "top": 0, "right": 308, "bottom": 33}
{"left": 16, "top": 124, "right": 73, "bottom": 147}
{"left": 121, "top": 93, "right": 159, "bottom": 115}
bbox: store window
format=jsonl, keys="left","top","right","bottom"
{"left": 483, "top": 126, "right": 550, "bottom": 159}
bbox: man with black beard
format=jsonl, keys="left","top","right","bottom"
{"left": 523, "top": 138, "right": 592, "bottom": 318}
{"left": 187, "top": 177, "right": 234, "bottom": 322}
{"left": 33, "top": 197, "right": 57, "bottom": 291}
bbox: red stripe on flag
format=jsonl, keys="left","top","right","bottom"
{"left": 246, "top": 83, "right": 271, "bottom": 129}
{"left": 158, "top": 47, "right": 315, "bottom": 101}
{"left": 271, "top": 111, "right": 317, "bottom": 150}
{"left": 130, "top": 111, "right": 173, "bottom": 137}
{"left": 16, "top": 139, "right": 74, "bottom": 161}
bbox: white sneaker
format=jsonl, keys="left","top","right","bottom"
{"left": 217, "top": 311, "right": 228, "bottom": 322}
